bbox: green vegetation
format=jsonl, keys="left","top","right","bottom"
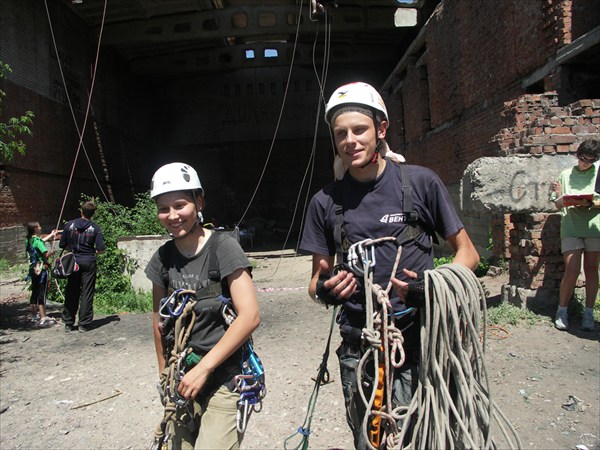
{"left": 433, "top": 255, "right": 493, "bottom": 277}
{"left": 569, "top": 292, "right": 600, "bottom": 321}
{"left": 49, "top": 193, "right": 164, "bottom": 313}
{"left": 486, "top": 302, "right": 541, "bottom": 327}
{"left": 0, "top": 257, "right": 27, "bottom": 278}
{"left": 0, "top": 61, "right": 34, "bottom": 161}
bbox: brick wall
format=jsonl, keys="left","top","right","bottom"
{"left": 494, "top": 96, "right": 600, "bottom": 156}
{"left": 494, "top": 96, "right": 599, "bottom": 291}
{"left": 381, "top": 0, "right": 600, "bottom": 299}
{"left": 387, "top": 1, "right": 600, "bottom": 184}
{"left": 0, "top": 0, "right": 158, "bottom": 229}
{"left": 508, "top": 213, "right": 567, "bottom": 290}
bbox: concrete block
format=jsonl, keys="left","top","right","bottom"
{"left": 117, "top": 235, "right": 170, "bottom": 293}
{"left": 462, "top": 155, "right": 577, "bottom": 213}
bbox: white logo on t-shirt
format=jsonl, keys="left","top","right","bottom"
{"left": 380, "top": 213, "right": 409, "bottom": 224}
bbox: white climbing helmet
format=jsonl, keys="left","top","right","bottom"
{"left": 150, "top": 162, "right": 203, "bottom": 199}
{"left": 324, "top": 82, "right": 388, "bottom": 125}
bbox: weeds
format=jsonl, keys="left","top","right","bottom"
{"left": 486, "top": 302, "right": 541, "bottom": 327}
{"left": 45, "top": 193, "right": 161, "bottom": 314}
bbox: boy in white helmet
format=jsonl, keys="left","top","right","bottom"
{"left": 145, "top": 162, "right": 260, "bottom": 449}
{"left": 299, "top": 82, "right": 479, "bottom": 448}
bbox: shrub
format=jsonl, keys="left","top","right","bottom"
{"left": 434, "top": 255, "right": 490, "bottom": 277}
{"left": 49, "top": 193, "right": 162, "bottom": 313}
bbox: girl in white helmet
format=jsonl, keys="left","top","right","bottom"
{"left": 145, "top": 162, "right": 260, "bottom": 449}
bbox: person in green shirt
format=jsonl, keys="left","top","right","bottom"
{"left": 25, "top": 222, "right": 57, "bottom": 327}
{"left": 550, "top": 139, "right": 600, "bottom": 331}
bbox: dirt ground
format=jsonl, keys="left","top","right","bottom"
{"left": 0, "top": 249, "right": 598, "bottom": 450}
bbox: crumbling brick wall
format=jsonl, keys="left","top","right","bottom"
{"left": 494, "top": 95, "right": 600, "bottom": 156}
{"left": 509, "top": 213, "right": 567, "bottom": 291}
{"left": 492, "top": 95, "right": 599, "bottom": 291}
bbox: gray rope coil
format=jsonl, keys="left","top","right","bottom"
{"left": 152, "top": 296, "right": 198, "bottom": 449}
{"left": 392, "top": 263, "right": 522, "bottom": 449}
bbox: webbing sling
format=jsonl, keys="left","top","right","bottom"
{"left": 333, "top": 163, "right": 434, "bottom": 264}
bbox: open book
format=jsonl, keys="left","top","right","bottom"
{"left": 556, "top": 193, "right": 594, "bottom": 207}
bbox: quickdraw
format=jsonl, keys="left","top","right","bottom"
{"left": 220, "top": 296, "right": 267, "bottom": 433}
{"left": 159, "top": 288, "right": 193, "bottom": 319}
{"left": 151, "top": 289, "right": 267, "bottom": 449}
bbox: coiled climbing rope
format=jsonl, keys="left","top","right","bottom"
{"left": 349, "top": 237, "right": 522, "bottom": 449}
{"left": 392, "top": 264, "right": 522, "bottom": 449}
{"left": 151, "top": 290, "right": 198, "bottom": 450}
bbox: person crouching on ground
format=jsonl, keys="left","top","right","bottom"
{"left": 145, "top": 162, "right": 260, "bottom": 449}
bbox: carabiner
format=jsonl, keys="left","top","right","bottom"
{"left": 237, "top": 398, "right": 251, "bottom": 433}
{"left": 168, "top": 290, "right": 191, "bottom": 317}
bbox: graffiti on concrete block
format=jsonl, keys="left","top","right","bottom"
{"left": 510, "top": 170, "right": 546, "bottom": 203}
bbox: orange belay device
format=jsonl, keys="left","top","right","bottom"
{"left": 369, "top": 354, "right": 386, "bottom": 448}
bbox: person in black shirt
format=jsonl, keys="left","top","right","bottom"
{"left": 59, "top": 200, "right": 105, "bottom": 332}
{"left": 300, "top": 82, "right": 479, "bottom": 449}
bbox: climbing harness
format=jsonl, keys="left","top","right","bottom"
{"left": 332, "top": 162, "right": 437, "bottom": 267}
{"left": 150, "top": 233, "right": 266, "bottom": 449}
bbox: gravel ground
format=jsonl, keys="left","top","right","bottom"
{"left": 0, "top": 250, "right": 598, "bottom": 450}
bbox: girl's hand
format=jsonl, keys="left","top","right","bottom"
{"left": 177, "top": 362, "right": 213, "bottom": 400}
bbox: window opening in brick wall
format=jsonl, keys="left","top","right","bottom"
{"left": 264, "top": 48, "right": 278, "bottom": 58}
{"left": 557, "top": 63, "right": 600, "bottom": 106}
{"left": 421, "top": 64, "right": 431, "bottom": 132}
{"left": 232, "top": 13, "right": 247, "bottom": 28}
{"left": 203, "top": 18, "right": 219, "bottom": 31}
{"left": 258, "top": 12, "right": 277, "bottom": 27}
{"left": 173, "top": 22, "right": 191, "bottom": 33}
{"left": 245, "top": 49, "right": 255, "bottom": 59}
{"left": 525, "top": 79, "right": 544, "bottom": 95}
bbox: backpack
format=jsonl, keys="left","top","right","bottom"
{"left": 51, "top": 250, "right": 79, "bottom": 279}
